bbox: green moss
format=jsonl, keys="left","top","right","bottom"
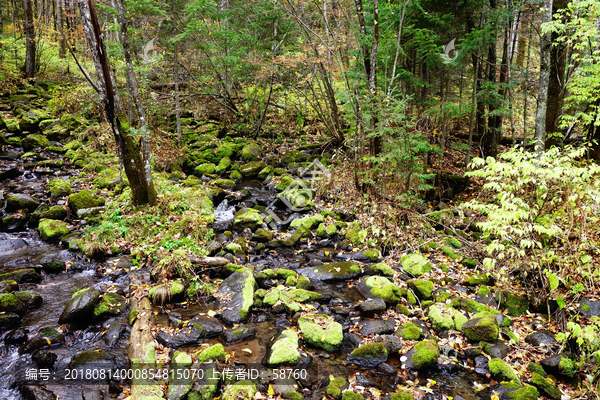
{"left": 526, "top": 363, "right": 546, "bottom": 376}
{"left": 222, "top": 380, "right": 257, "bottom": 400}
{"left": 230, "top": 170, "right": 242, "bottom": 179}
{"left": 325, "top": 224, "right": 338, "bottom": 236}
{"left": 93, "top": 292, "right": 126, "bottom": 318}
{"left": 390, "top": 393, "right": 414, "bottom": 400}
{"left": 216, "top": 157, "right": 232, "bottom": 174}
{"left": 326, "top": 377, "right": 347, "bottom": 399}
{"left": 365, "top": 276, "right": 403, "bottom": 304}
{"left": 507, "top": 385, "right": 539, "bottom": 400}
{"left": 400, "top": 253, "right": 431, "bottom": 276}
{"left": 441, "top": 246, "right": 461, "bottom": 260}
{"left": 453, "top": 309, "right": 468, "bottom": 331}
{"left": 148, "top": 280, "right": 185, "bottom": 304}
{"left": 496, "top": 291, "right": 529, "bottom": 317}
{"left": 530, "top": 372, "right": 560, "bottom": 399}
{"left": 465, "top": 273, "right": 490, "bottom": 286}
{"left": 428, "top": 305, "right": 455, "bottom": 331}
{"left": 451, "top": 297, "right": 500, "bottom": 315}
{"left": 263, "top": 289, "right": 280, "bottom": 306}
{"left": 411, "top": 339, "right": 440, "bottom": 370}
{"left": 488, "top": 358, "right": 520, "bottom": 383}
{"left": 40, "top": 205, "right": 67, "bottom": 220}
{"left": 67, "top": 189, "right": 104, "bottom": 214}
{"left": 397, "top": 323, "right": 422, "bottom": 340}
{"left": 370, "top": 263, "right": 394, "bottom": 276}
{"left": 22, "top": 134, "right": 50, "bottom": 150}
{"left": 38, "top": 218, "right": 71, "bottom": 241}
{"left": 351, "top": 342, "right": 387, "bottom": 358}
{"left": 298, "top": 314, "right": 343, "bottom": 352}
{"left": 290, "top": 214, "right": 324, "bottom": 230}
{"left": 197, "top": 343, "right": 226, "bottom": 362}
{"left": 478, "top": 286, "right": 492, "bottom": 296}
{"left": 559, "top": 356, "right": 575, "bottom": 377}
{"left": 296, "top": 275, "right": 312, "bottom": 290}
{"left": 283, "top": 392, "right": 303, "bottom": 400}
{"left": 362, "top": 249, "right": 380, "bottom": 261}
{"left": 0, "top": 293, "right": 21, "bottom": 312}
{"left": 48, "top": 179, "right": 72, "bottom": 197}
{"left": 407, "top": 279, "right": 434, "bottom": 299}
{"left": 233, "top": 208, "right": 264, "bottom": 230}
{"left": 268, "top": 330, "right": 300, "bottom": 365}
{"left": 342, "top": 391, "right": 364, "bottom": 400}
{"left": 284, "top": 289, "right": 322, "bottom": 303}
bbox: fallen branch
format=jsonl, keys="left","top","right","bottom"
{"left": 188, "top": 255, "right": 230, "bottom": 266}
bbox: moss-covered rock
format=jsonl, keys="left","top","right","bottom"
{"left": 216, "top": 156, "right": 232, "bottom": 174}
{"left": 194, "top": 163, "right": 216, "bottom": 176}
{"left": 258, "top": 165, "right": 274, "bottom": 179}
{"left": 211, "top": 178, "right": 236, "bottom": 190}
{"left": 40, "top": 206, "right": 67, "bottom": 220}
{"left": 368, "top": 263, "right": 394, "bottom": 277}
{"left": 342, "top": 391, "right": 364, "bottom": 400}
{"left": 428, "top": 305, "right": 455, "bottom": 331}
{"left": 530, "top": 372, "right": 561, "bottom": 399}
{"left": 240, "top": 161, "right": 267, "bottom": 177}
{"left": 268, "top": 329, "right": 300, "bottom": 365}
{"left": 148, "top": 280, "right": 185, "bottom": 305}
{"left": 464, "top": 273, "right": 490, "bottom": 286}
{"left": 48, "top": 179, "right": 72, "bottom": 198}
{"left": 407, "top": 279, "right": 434, "bottom": 299}
{"left": 281, "top": 150, "right": 310, "bottom": 165}
{"left": 217, "top": 269, "right": 255, "bottom": 324}
{"left": 59, "top": 288, "right": 101, "bottom": 324}
{"left": 362, "top": 249, "right": 380, "bottom": 261}
{"left": 22, "top": 134, "right": 50, "bottom": 150}
{"left": 401, "top": 253, "right": 431, "bottom": 276}
{"left": 67, "top": 189, "right": 104, "bottom": 214}
{"left": 462, "top": 312, "right": 500, "bottom": 342}
{"left": 507, "top": 385, "right": 539, "bottom": 400}
{"left": 496, "top": 291, "right": 529, "bottom": 316}
{"left": 0, "top": 268, "right": 40, "bottom": 284}
{"left": 410, "top": 339, "right": 440, "bottom": 370}
{"left": 38, "top": 218, "right": 70, "bottom": 241}
{"left": 358, "top": 276, "right": 403, "bottom": 304}
{"left": 442, "top": 246, "right": 461, "bottom": 260}
{"left": 489, "top": 358, "right": 520, "bottom": 383}
{"left": 347, "top": 342, "right": 388, "bottom": 367}
{"left": 277, "top": 188, "right": 315, "bottom": 210}
{"left": 289, "top": 214, "right": 324, "bottom": 230}
{"left": 93, "top": 292, "right": 126, "bottom": 318}
{"left": 15, "top": 291, "right": 43, "bottom": 309}
{"left": 240, "top": 143, "right": 262, "bottom": 161}
{"left": 390, "top": 393, "right": 414, "bottom": 400}
{"left": 252, "top": 228, "right": 273, "bottom": 242}
{"left": 298, "top": 314, "right": 343, "bottom": 352}
{"left": 222, "top": 380, "right": 257, "bottom": 400}
{"left": 6, "top": 194, "right": 40, "bottom": 212}
{"left": 230, "top": 170, "right": 242, "bottom": 179}
{"left": 396, "top": 323, "right": 422, "bottom": 340}
{"left": 298, "top": 262, "right": 361, "bottom": 282}
{"left": 326, "top": 377, "right": 348, "bottom": 400}
{"left": 233, "top": 208, "right": 264, "bottom": 230}
{"left": 0, "top": 292, "right": 26, "bottom": 314}
{"left": 197, "top": 343, "right": 226, "bottom": 362}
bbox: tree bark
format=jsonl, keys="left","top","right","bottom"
{"left": 483, "top": 0, "right": 498, "bottom": 158}
{"left": 23, "top": 0, "right": 36, "bottom": 77}
{"left": 172, "top": 0, "right": 182, "bottom": 147}
{"left": 545, "top": 0, "right": 568, "bottom": 149}
{"left": 56, "top": 0, "right": 65, "bottom": 58}
{"left": 386, "top": 0, "right": 409, "bottom": 98}
{"left": 534, "top": 0, "right": 554, "bottom": 155}
{"left": 79, "top": 0, "right": 156, "bottom": 206}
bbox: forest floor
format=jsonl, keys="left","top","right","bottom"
{"left": 0, "top": 75, "right": 596, "bottom": 400}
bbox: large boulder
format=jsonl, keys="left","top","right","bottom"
{"left": 356, "top": 276, "right": 403, "bottom": 304}
{"left": 298, "top": 262, "right": 361, "bottom": 282}
{"left": 19, "top": 326, "right": 65, "bottom": 354}
{"left": 462, "top": 312, "right": 499, "bottom": 342}
{"left": 233, "top": 208, "right": 264, "bottom": 231}
{"left": 6, "top": 194, "right": 40, "bottom": 212}
{"left": 67, "top": 189, "right": 104, "bottom": 214}
{"left": 59, "top": 288, "right": 101, "bottom": 324}
{"left": 298, "top": 314, "right": 343, "bottom": 352}
{"left": 240, "top": 143, "right": 262, "bottom": 161}
{"left": 217, "top": 269, "right": 255, "bottom": 324}
{"left": 268, "top": 330, "right": 300, "bottom": 365}
{"left": 22, "top": 134, "right": 50, "bottom": 150}
{"left": 38, "top": 218, "right": 70, "bottom": 241}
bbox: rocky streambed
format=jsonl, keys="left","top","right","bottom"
{"left": 0, "top": 83, "right": 589, "bottom": 400}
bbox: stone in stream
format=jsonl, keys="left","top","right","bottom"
{"left": 239, "top": 161, "right": 266, "bottom": 178}
{"left": 221, "top": 380, "right": 257, "bottom": 400}
{"left": 38, "top": 218, "right": 71, "bottom": 241}
{"left": 428, "top": 304, "right": 455, "bottom": 331}
{"left": 0, "top": 279, "right": 19, "bottom": 293}
{"left": 298, "top": 262, "right": 361, "bottom": 282}
{"left": 0, "top": 238, "right": 28, "bottom": 253}
{"left": 359, "top": 319, "right": 395, "bottom": 336}
{"left": 5, "top": 328, "right": 28, "bottom": 345}
{"left": 189, "top": 315, "right": 224, "bottom": 338}
{"left": 0, "top": 292, "right": 27, "bottom": 314}
{"left": 233, "top": 208, "right": 264, "bottom": 231}
{"left": 71, "top": 350, "right": 119, "bottom": 372}
{"left": 19, "top": 326, "right": 65, "bottom": 354}
{"left": 102, "top": 322, "right": 126, "bottom": 347}
{"left": 217, "top": 268, "right": 255, "bottom": 324}
{"left": 148, "top": 280, "right": 185, "bottom": 305}
{"left": 187, "top": 365, "right": 220, "bottom": 400}
{"left": 197, "top": 343, "right": 226, "bottom": 362}
{"left": 395, "top": 323, "right": 423, "bottom": 340}
{"left": 5, "top": 193, "right": 40, "bottom": 212}
{"left": 58, "top": 288, "right": 101, "bottom": 324}
{"left": 298, "top": 314, "right": 343, "bottom": 352}
{"left": 358, "top": 298, "right": 387, "bottom": 315}
{"left": 14, "top": 290, "right": 43, "bottom": 309}
{"left": 525, "top": 330, "right": 556, "bottom": 348}
{"left": 356, "top": 276, "right": 403, "bottom": 305}
{"left": 268, "top": 329, "right": 300, "bottom": 365}
{"left": 222, "top": 325, "right": 256, "bottom": 344}
{"left": 461, "top": 312, "right": 500, "bottom": 342}
{"left": 33, "top": 350, "right": 58, "bottom": 369}
{"left": 402, "top": 339, "right": 440, "bottom": 371}
{"left": 167, "top": 351, "right": 194, "bottom": 400}
{"left": 0, "top": 268, "right": 40, "bottom": 283}
{"left": 93, "top": 292, "right": 126, "bottom": 319}
{"left": 0, "top": 312, "right": 20, "bottom": 330}
{"left": 0, "top": 166, "right": 20, "bottom": 181}
{"left": 157, "top": 325, "right": 202, "bottom": 348}
{"left": 347, "top": 342, "right": 388, "bottom": 368}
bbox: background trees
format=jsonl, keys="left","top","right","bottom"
{"left": 3, "top": 0, "right": 600, "bottom": 203}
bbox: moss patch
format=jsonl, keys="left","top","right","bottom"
{"left": 298, "top": 314, "right": 343, "bottom": 352}
{"left": 411, "top": 339, "right": 440, "bottom": 370}
{"left": 488, "top": 358, "right": 520, "bottom": 383}
{"left": 197, "top": 343, "right": 226, "bottom": 362}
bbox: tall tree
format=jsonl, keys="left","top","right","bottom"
{"left": 79, "top": 0, "right": 156, "bottom": 206}
{"left": 534, "top": 0, "right": 554, "bottom": 154}
{"left": 545, "top": 0, "right": 567, "bottom": 149}
{"left": 23, "top": 0, "right": 36, "bottom": 77}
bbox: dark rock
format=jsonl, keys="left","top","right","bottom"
{"left": 525, "top": 330, "right": 556, "bottom": 347}
{"left": 217, "top": 269, "right": 255, "bottom": 324}
{"left": 15, "top": 291, "right": 43, "bottom": 309}
{"left": 33, "top": 350, "right": 58, "bottom": 368}
{"left": 222, "top": 325, "right": 256, "bottom": 344}
{"left": 4, "top": 328, "right": 28, "bottom": 345}
{"left": 374, "top": 335, "right": 403, "bottom": 354}
{"left": 0, "top": 238, "right": 28, "bottom": 253}
{"left": 474, "top": 356, "right": 489, "bottom": 375}
{"left": 19, "top": 384, "right": 57, "bottom": 400}
{"left": 358, "top": 298, "right": 387, "bottom": 315}
{"left": 189, "top": 315, "right": 224, "bottom": 338}
{"left": 102, "top": 322, "right": 126, "bottom": 347}
{"left": 0, "top": 167, "right": 20, "bottom": 181}
{"left": 336, "top": 252, "right": 369, "bottom": 261}
{"left": 19, "top": 326, "right": 65, "bottom": 354}
{"left": 347, "top": 342, "right": 388, "bottom": 368}
{"left": 377, "top": 362, "right": 395, "bottom": 374}
{"left": 0, "top": 279, "right": 19, "bottom": 293}
{"left": 579, "top": 298, "right": 600, "bottom": 317}
{"left": 297, "top": 262, "right": 361, "bottom": 282}
{"left": 71, "top": 350, "right": 118, "bottom": 372}
{"left": 6, "top": 193, "right": 40, "bottom": 212}
{"left": 82, "top": 390, "right": 104, "bottom": 400}
{"left": 59, "top": 288, "right": 101, "bottom": 324}
{"left": 156, "top": 325, "right": 202, "bottom": 348}
{"left": 482, "top": 340, "right": 510, "bottom": 359}
{"left": 0, "top": 268, "right": 40, "bottom": 283}
{"left": 344, "top": 332, "right": 363, "bottom": 349}
{"left": 359, "top": 319, "right": 395, "bottom": 336}
{"left": 540, "top": 352, "right": 575, "bottom": 377}
{"left": 0, "top": 312, "right": 20, "bottom": 331}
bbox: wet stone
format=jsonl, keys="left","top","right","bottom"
{"left": 189, "top": 315, "right": 224, "bottom": 338}
{"left": 482, "top": 340, "right": 510, "bottom": 359}
{"left": 359, "top": 319, "right": 396, "bottom": 336}
{"left": 102, "top": 322, "right": 126, "bottom": 348}
{"left": 474, "top": 356, "right": 489, "bottom": 375}
{"left": 525, "top": 330, "right": 556, "bottom": 347}
{"left": 19, "top": 326, "right": 65, "bottom": 354}
{"left": 59, "top": 288, "right": 101, "bottom": 324}
{"left": 374, "top": 335, "right": 403, "bottom": 354}
{"left": 358, "top": 298, "right": 387, "bottom": 315}
{"left": 0, "top": 238, "right": 28, "bottom": 253}
{"left": 4, "top": 328, "right": 28, "bottom": 345}
{"left": 344, "top": 332, "right": 364, "bottom": 349}
{"left": 19, "top": 384, "right": 57, "bottom": 400}
{"left": 222, "top": 325, "right": 256, "bottom": 344}
{"left": 156, "top": 325, "right": 202, "bottom": 348}
{"left": 33, "top": 350, "right": 58, "bottom": 369}
{"left": 579, "top": 298, "right": 600, "bottom": 317}
{"left": 540, "top": 352, "right": 574, "bottom": 377}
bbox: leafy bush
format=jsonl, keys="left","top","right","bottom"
{"left": 463, "top": 145, "right": 600, "bottom": 299}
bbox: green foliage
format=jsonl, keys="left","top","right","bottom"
{"left": 463, "top": 145, "right": 600, "bottom": 296}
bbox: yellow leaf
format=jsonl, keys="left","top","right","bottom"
{"left": 267, "top": 385, "right": 274, "bottom": 395}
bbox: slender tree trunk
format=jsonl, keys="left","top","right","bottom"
{"left": 354, "top": 0, "right": 370, "bottom": 78}
{"left": 386, "top": 0, "right": 409, "bottom": 98}
{"left": 483, "top": 0, "right": 498, "bottom": 158}
{"left": 489, "top": 4, "right": 511, "bottom": 154}
{"left": 534, "top": 0, "right": 554, "bottom": 155}
{"left": 172, "top": 0, "right": 182, "bottom": 146}
{"left": 523, "top": 19, "right": 533, "bottom": 143}
{"left": 56, "top": 0, "right": 65, "bottom": 58}
{"left": 368, "top": 0, "right": 380, "bottom": 156}
{"left": 79, "top": 0, "right": 155, "bottom": 206}
{"left": 23, "top": 0, "right": 36, "bottom": 77}
{"left": 545, "top": 0, "right": 567, "bottom": 149}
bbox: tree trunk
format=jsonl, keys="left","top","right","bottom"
{"left": 386, "top": 0, "right": 409, "bottom": 98}
{"left": 79, "top": 0, "right": 156, "bottom": 206}
{"left": 172, "top": 0, "right": 182, "bottom": 147}
{"left": 56, "top": 0, "right": 65, "bottom": 58}
{"left": 354, "top": 0, "right": 370, "bottom": 78}
{"left": 23, "top": 0, "right": 36, "bottom": 77}
{"left": 483, "top": 0, "right": 498, "bottom": 158}
{"left": 534, "top": 0, "right": 554, "bottom": 155}
{"left": 368, "top": 0, "right": 380, "bottom": 156}
{"left": 545, "top": 0, "right": 568, "bottom": 149}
